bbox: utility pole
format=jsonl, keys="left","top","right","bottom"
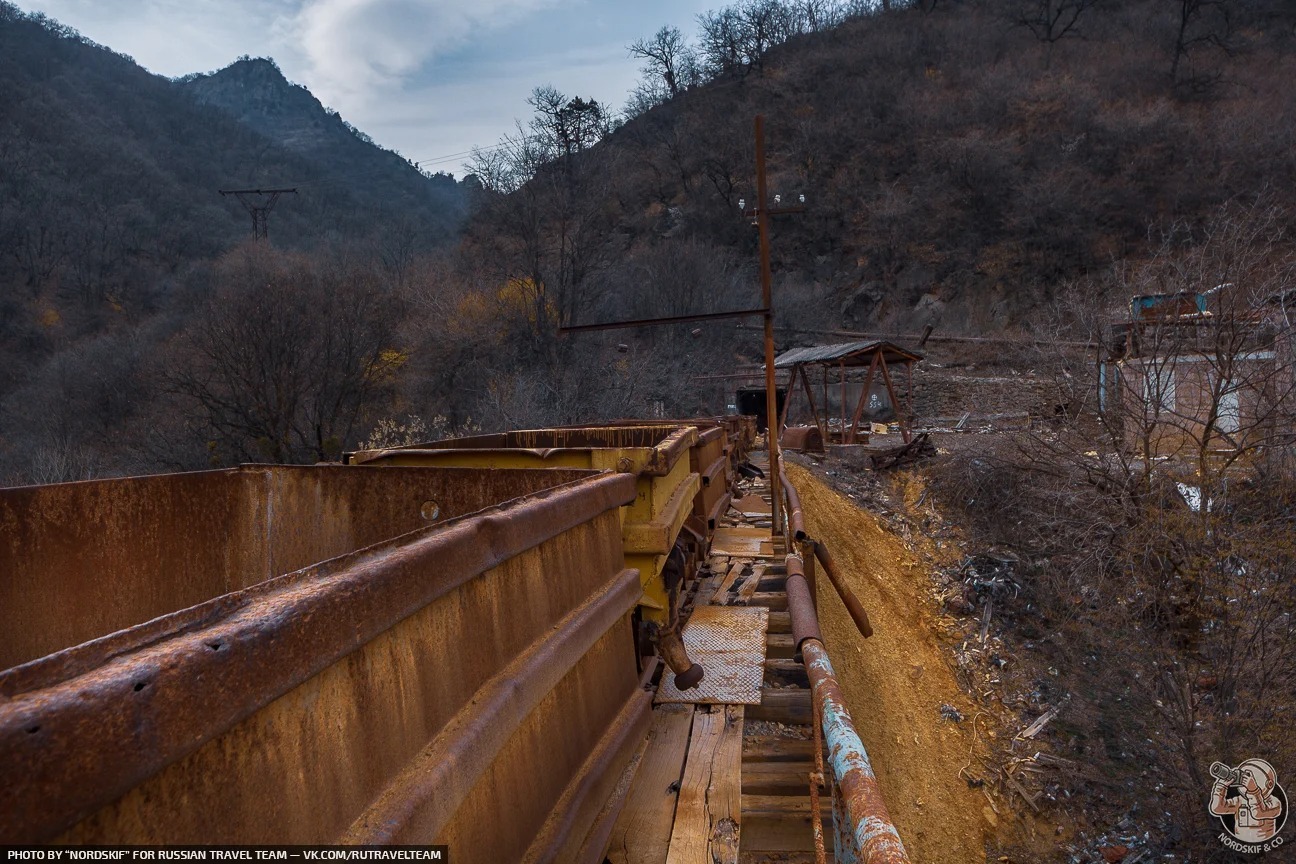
{"left": 557, "top": 115, "right": 803, "bottom": 538}
{"left": 219, "top": 188, "right": 297, "bottom": 241}
{"left": 751, "top": 115, "right": 804, "bottom": 536}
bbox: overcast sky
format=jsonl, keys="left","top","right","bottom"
{"left": 18, "top": 0, "right": 716, "bottom": 174}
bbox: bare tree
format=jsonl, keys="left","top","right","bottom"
{"left": 1014, "top": 0, "right": 1099, "bottom": 45}
{"left": 1168, "top": 0, "right": 1235, "bottom": 87}
{"left": 166, "top": 245, "right": 402, "bottom": 464}
{"left": 629, "top": 26, "right": 698, "bottom": 99}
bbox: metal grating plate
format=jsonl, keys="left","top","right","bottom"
{"left": 655, "top": 606, "right": 769, "bottom": 705}
{"left": 711, "top": 526, "right": 778, "bottom": 558}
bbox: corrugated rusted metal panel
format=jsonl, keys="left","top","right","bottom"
{"left": 773, "top": 341, "right": 924, "bottom": 369}
{"left": 0, "top": 468, "right": 642, "bottom": 860}
{"left": 0, "top": 465, "right": 595, "bottom": 671}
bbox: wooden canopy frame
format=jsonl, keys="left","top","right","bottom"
{"left": 771, "top": 340, "right": 923, "bottom": 445}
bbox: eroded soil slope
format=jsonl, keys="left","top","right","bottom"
{"left": 787, "top": 462, "right": 995, "bottom": 863}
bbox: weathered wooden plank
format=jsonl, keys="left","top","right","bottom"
{"left": 765, "top": 633, "right": 795, "bottom": 659}
{"left": 715, "top": 561, "right": 747, "bottom": 600}
{"left": 606, "top": 704, "right": 695, "bottom": 864}
{"left": 739, "top": 794, "right": 831, "bottom": 853}
{"left": 765, "top": 611, "right": 791, "bottom": 634}
{"left": 747, "top": 688, "right": 812, "bottom": 725}
{"left": 741, "top": 761, "right": 816, "bottom": 796}
{"left": 741, "top": 736, "right": 816, "bottom": 763}
{"left": 749, "top": 592, "right": 788, "bottom": 611}
{"left": 736, "top": 564, "right": 765, "bottom": 604}
{"left": 738, "top": 853, "right": 835, "bottom": 864}
{"left": 665, "top": 705, "right": 744, "bottom": 864}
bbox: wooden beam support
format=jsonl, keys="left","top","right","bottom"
{"left": 847, "top": 351, "right": 880, "bottom": 444}
{"left": 877, "top": 351, "right": 909, "bottom": 444}
{"left": 779, "top": 365, "right": 798, "bottom": 433}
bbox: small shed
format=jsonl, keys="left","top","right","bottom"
{"left": 771, "top": 340, "right": 924, "bottom": 444}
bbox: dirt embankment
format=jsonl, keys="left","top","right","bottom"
{"left": 787, "top": 463, "right": 997, "bottom": 863}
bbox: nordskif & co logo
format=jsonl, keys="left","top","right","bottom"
{"left": 1209, "top": 759, "right": 1288, "bottom": 853}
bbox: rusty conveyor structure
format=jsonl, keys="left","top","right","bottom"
{"left": 0, "top": 418, "right": 909, "bottom": 863}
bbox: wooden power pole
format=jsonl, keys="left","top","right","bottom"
{"left": 752, "top": 115, "right": 804, "bottom": 536}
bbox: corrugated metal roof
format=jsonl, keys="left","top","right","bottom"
{"left": 773, "top": 340, "right": 923, "bottom": 368}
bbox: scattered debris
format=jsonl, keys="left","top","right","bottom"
{"left": 870, "top": 432, "right": 938, "bottom": 470}
{"left": 1016, "top": 695, "right": 1071, "bottom": 740}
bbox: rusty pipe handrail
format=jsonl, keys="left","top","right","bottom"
{"left": 803, "top": 641, "right": 910, "bottom": 864}
{"left": 811, "top": 540, "right": 874, "bottom": 640}
{"left": 780, "top": 473, "right": 874, "bottom": 640}
{"left": 779, "top": 473, "right": 910, "bottom": 864}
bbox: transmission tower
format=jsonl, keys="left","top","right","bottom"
{"left": 219, "top": 188, "right": 297, "bottom": 241}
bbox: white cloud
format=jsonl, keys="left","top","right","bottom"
{"left": 291, "top": 0, "right": 561, "bottom": 102}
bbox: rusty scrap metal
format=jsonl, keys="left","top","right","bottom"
{"left": 519, "top": 687, "right": 654, "bottom": 864}
{"left": 658, "top": 624, "right": 704, "bottom": 691}
{"left": 0, "top": 470, "right": 639, "bottom": 847}
{"left": 779, "top": 473, "right": 874, "bottom": 640}
{"left": 778, "top": 472, "right": 908, "bottom": 863}
{"left": 784, "top": 554, "right": 822, "bottom": 654}
{"left": 0, "top": 465, "right": 602, "bottom": 671}
{"left": 803, "top": 640, "right": 911, "bottom": 864}
{"left": 810, "top": 678, "right": 828, "bottom": 864}
{"left": 654, "top": 606, "right": 768, "bottom": 705}
{"left": 781, "top": 424, "right": 825, "bottom": 453}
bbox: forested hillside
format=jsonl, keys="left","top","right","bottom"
{"left": 430, "top": 0, "right": 1296, "bottom": 438}
{"left": 2, "top": 0, "right": 1295, "bottom": 484}
{"left": 0, "top": 2, "right": 466, "bottom": 481}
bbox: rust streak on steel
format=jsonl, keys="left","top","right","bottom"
{"left": 0, "top": 473, "right": 637, "bottom": 843}
{"left": 346, "top": 566, "right": 644, "bottom": 843}
{"left": 803, "top": 640, "right": 911, "bottom": 864}
{"left": 809, "top": 668, "right": 828, "bottom": 864}
{"left": 784, "top": 554, "right": 821, "bottom": 654}
{"left": 782, "top": 470, "right": 807, "bottom": 540}
{"left": 520, "top": 688, "right": 654, "bottom": 864}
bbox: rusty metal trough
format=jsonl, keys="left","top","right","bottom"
{"left": 348, "top": 425, "right": 702, "bottom": 629}
{"left": 0, "top": 464, "right": 646, "bottom": 861}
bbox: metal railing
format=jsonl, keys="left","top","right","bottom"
{"left": 780, "top": 474, "right": 912, "bottom": 864}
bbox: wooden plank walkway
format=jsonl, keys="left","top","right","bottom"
{"left": 606, "top": 456, "right": 827, "bottom": 864}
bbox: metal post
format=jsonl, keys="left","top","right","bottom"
{"left": 755, "top": 115, "right": 783, "bottom": 535}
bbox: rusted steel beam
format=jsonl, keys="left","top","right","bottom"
{"left": 803, "top": 640, "right": 911, "bottom": 864}
{"left": 810, "top": 680, "right": 828, "bottom": 864}
{"left": 782, "top": 473, "right": 807, "bottom": 540}
{"left": 0, "top": 473, "right": 637, "bottom": 843}
{"left": 346, "top": 566, "right": 643, "bottom": 843}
